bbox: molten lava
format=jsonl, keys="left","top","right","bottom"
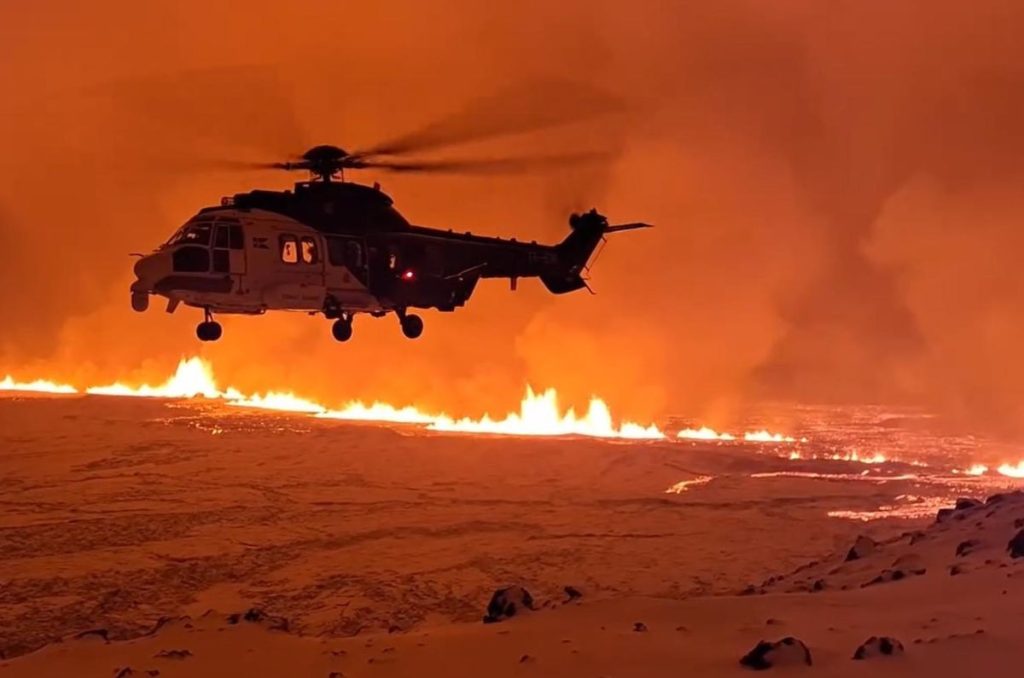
{"left": 428, "top": 387, "right": 664, "bottom": 439}
{"left": 86, "top": 357, "right": 220, "bottom": 398}
{"left": 0, "top": 375, "right": 77, "bottom": 394}
{"left": 677, "top": 427, "right": 735, "bottom": 441}
{"left": 71, "top": 357, "right": 663, "bottom": 440}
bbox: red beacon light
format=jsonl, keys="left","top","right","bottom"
{"left": 400, "top": 269, "right": 416, "bottom": 281}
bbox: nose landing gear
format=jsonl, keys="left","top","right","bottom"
{"left": 130, "top": 291, "right": 149, "bottom": 313}
{"left": 196, "top": 308, "right": 222, "bottom": 342}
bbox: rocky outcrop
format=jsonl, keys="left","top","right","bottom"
{"left": 225, "top": 608, "right": 289, "bottom": 632}
{"left": 845, "top": 535, "right": 877, "bottom": 562}
{"left": 853, "top": 636, "right": 905, "bottom": 660}
{"left": 483, "top": 586, "right": 535, "bottom": 623}
{"left": 1007, "top": 530, "right": 1024, "bottom": 558}
{"left": 739, "top": 637, "right": 812, "bottom": 670}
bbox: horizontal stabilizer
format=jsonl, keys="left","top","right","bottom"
{"left": 605, "top": 222, "right": 653, "bottom": 233}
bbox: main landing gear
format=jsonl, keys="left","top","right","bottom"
{"left": 326, "top": 311, "right": 424, "bottom": 341}
{"left": 399, "top": 311, "right": 424, "bottom": 339}
{"left": 196, "top": 308, "right": 222, "bottom": 342}
{"left": 331, "top": 314, "right": 353, "bottom": 342}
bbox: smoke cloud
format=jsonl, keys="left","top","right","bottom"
{"left": 2, "top": 0, "right": 1024, "bottom": 433}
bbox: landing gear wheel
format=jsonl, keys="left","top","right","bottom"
{"left": 331, "top": 318, "right": 353, "bottom": 342}
{"left": 196, "top": 321, "right": 222, "bottom": 342}
{"left": 131, "top": 291, "right": 149, "bottom": 313}
{"left": 400, "top": 314, "right": 424, "bottom": 339}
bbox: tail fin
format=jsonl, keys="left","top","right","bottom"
{"left": 541, "top": 209, "right": 650, "bottom": 294}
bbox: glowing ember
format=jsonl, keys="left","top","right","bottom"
{"left": 997, "top": 462, "right": 1024, "bottom": 479}
{"left": 428, "top": 387, "right": 664, "bottom": 439}
{"left": 744, "top": 430, "right": 797, "bottom": 443}
{"left": 665, "top": 476, "right": 713, "bottom": 493}
{"left": 958, "top": 464, "right": 989, "bottom": 476}
{"left": 0, "top": 376, "right": 77, "bottom": 394}
{"left": 677, "top": 427, "right": 734, "bottom": 441}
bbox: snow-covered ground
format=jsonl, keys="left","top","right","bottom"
{"left": 1, "top": 395, "right": 1022, "bottom": 676}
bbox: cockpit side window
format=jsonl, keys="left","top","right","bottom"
{"left": 172, "top": 222, "right": 212, "bottom": 246}
{"left": 280, "top": 235, "right": 299, "bottom": 264}
{"left": 300, "top": 237, "right": 319, "bottom": 264}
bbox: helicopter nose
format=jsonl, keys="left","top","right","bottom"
{"left": 132, "top": 252, "right": 164, "bottom": 283}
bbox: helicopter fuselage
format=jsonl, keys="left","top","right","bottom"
{"left": 130, "top": 181, "right": 645, "bottom": 342}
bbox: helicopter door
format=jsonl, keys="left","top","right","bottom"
{"left": 212, "top": 223, "right": 246, "bottom": 275}
{"left": 326, "top": 236, "right": 369, "bottom": 287}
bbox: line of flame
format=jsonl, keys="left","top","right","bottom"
{"left": 77, "top": 357, "right": 664, "bottom": 440}
{"left": 0, "top": 375, "right": 77, "bottom": 394}
{"left": 9, "top": 357, "right": 1024, "bottom": 474}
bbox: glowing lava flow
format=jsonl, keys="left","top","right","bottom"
{"left": 997, "top": 462, "right": 1024, "bottom": 479}
{"left": 74, "top": 357, "right": 663, "bottom": 440}
{"left": 0, "top": 375, "right": 77, "bottom": 394}
{"left": 677, "top": 427, "right": 735, "bottom": 441}
{"left": 87, "top": 357, "right": 220, "bottom": 398}
{"left": 677, "top": 426, "right": 805, "bottom": 444}
{"left": 428, "top": 387, "right": 664, "bottom": 439}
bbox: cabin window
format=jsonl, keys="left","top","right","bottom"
{"left": 229, "top": 224, "right": 244, "bottom": 250}
{"left": 280, "top": 235, "right": 298, "bottom": 264}
{"left": 300, "top": 237, "right": 319, "bottom": 264}
{"left": 345, "top": 241, "right": 363, "bottom": 268}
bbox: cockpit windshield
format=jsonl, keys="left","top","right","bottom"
{"left": 168, "top": 221, "right": 213, "bottom": 246}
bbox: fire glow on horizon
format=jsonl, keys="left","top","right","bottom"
{"left": 73, "top": 357, "right": 665, "bottom": 440}
{"left": 4, "top": 357, "right": 1024, "bottom": 480}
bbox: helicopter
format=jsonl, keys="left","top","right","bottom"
{"left": 129, "top": 143, "right": 650, "bottom": 343}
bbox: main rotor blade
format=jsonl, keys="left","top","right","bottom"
{"left": 355, "top": 151, "right": 610, "bottom": 174}
{"left": 353, "top": 79, "right": 623, "bottom": 159}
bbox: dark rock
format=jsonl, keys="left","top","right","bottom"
{"left": 226, "top": 608, "right": 289, "bottom": 631}
{"left": 811, "top": 579, "right": 825, "bottom": 592}
{"left": 955, "top": 498, "right": 982, "bottom": 511}
{"left": 1007, "top": 530, "right": 1024, "bottom": 558}
{"left": 986, "top": 491, "right": 1022, "bottom": 505}
{"left": 908, "top": 531, "right": 927, "bottom": 545}
{"left": 564, "top": 585, "right": 583, "bottom": 601}
{"left": 114, "top": 669, "right": 135, "bottom": 678}
{"left": 739, "top": 637, "right": 812, "bottom": 670}
{"left": 950, "top": 564, "right": 969, "bottom": 576}
{"left": 740, "top": 585, "right": 759, "bottom": 596}
{"left": 1014, "top": 517, "right": 1024, "bottom": 529}
{"left": 936, "top": 508, "right": 955, "bottom": 523}
{"left": 483, "top": 586, "right": 534, "bottom": 623}
{"left": 519, "top": 654, "right": 535, "bottom": 664}
{"left": 853, "top": 636, "right": 905, "bottom": 660}
{"left": 76, "top": 629, "right": 110, "bottom": 642}
{"left": 845, "top": 535, "right": 877, "bottom": 562}
{"left": 328, "top": 673, "right": 344, "bottom": 678}
{"left": 956, "top": 539, "right": 982, "bottom": 557}
{"left": 147, "top": 672, "right": 160, "bottom": 677}
{"left": 765, "top": 618, "right": 782, "bottom": 626}
{"left": 864, "top": 564, "right": 926, "bottom": 587}
{"left": 633, "top": 622, "right": 648, "bottom": 632}
{"left": 154, "top": 649, "right": 192, "bottom": 660}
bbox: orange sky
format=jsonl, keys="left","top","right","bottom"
{"left": 2, "top": 0, "right": 1024, "bottom": 433}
